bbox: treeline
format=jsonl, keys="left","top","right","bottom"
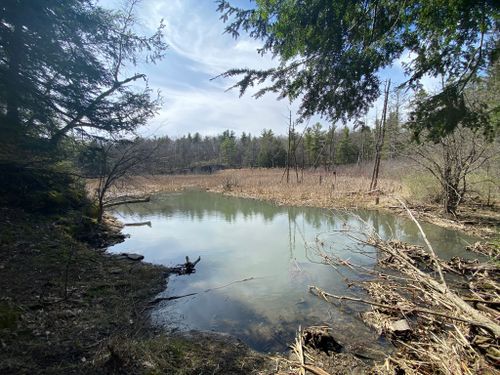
{"left": 126, "top": 109, "right": 405, "bottom": 173}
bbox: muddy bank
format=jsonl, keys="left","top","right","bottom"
{"left": 0, "top": 208, "right": 275, "bottom": 374}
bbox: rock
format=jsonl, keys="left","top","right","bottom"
{"left": 391, "top": 319, "right": 411, "bottom": 333}
{"left": 120, "top": 253, "right": 144, "bottom": 261}
{"left": 390, "top": 319, "right": 412, "bottom": 340}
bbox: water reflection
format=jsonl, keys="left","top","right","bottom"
{"left": 110, "top": 191, "right": 475, "bottom": 352}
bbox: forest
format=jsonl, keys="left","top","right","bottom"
{"left": 0, "top": 0, "right": 499, "bottom": 374}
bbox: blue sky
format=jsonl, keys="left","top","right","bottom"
{"left": 102, "top": 0, "right": 438, "bottom": 138}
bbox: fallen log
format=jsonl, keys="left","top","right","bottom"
{"left": 103, "top": 196, "right": 150, "bottom": 208}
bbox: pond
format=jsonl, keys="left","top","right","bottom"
{"left": 109, "top": 190, "right": 475, "bottom": 353}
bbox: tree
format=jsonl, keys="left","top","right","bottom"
{"left": 257, "top": 129, "right": 286, "bottom": 167}
{"left": 217, "top": 0, "right": 498, "bottom": 139}
{"left": 220, "top": 130, "right": 238, "bottom": 166}
{"left": 407, "top": 126, "right": 494, "bottom": 215}
{"left": 370, "top": 80, "right": 391, "bottom": 191}
{"left": 384, "top": 88, "right": 407, "bottom": 159}
{"left": 0, "top": 0, "right": 166, "bottom": 150}
{"left": 79, "top": 138, "right": 155, "bottom": 222}
{"left": 335, "top": 127, "right": 359, "bottom": 165}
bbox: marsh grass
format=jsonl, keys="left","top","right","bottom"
{"left": 106, "top": 163, "right": 407, "bottom": 210}
{"left": 97, "top": 161, "right": 499, "bottom": 236}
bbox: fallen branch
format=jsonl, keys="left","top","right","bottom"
{"left": 309, "top": 286, "right": 498, "bottom": 335}
{"left": 124, "top": 221, "right": 151, "bottom": 227}
{"left": 367, "top": 236, "right": 500, "bottom": 338}
{"left": 103, "top": 196, "right": 150, "bottom": 208}
{"left": 301, "top": 364, "right": 331, "bottom": 375}
{"left": 149, "top": 277, "right": 258, "bottom": 305}
{"left": 397, "top": 198, "right": 447, "bottom": 287}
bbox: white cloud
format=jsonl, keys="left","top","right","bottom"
{"left": 143, "top": 84, "right": 294, "bottom": 138}
{"left": 141, "top": 0, "right": 277, "bottom": 76}
{"left": 116, "top": 0, "right": 299, "bottom": 137}
{"left": 104, "top": 0, "right": 443, "bottom": 136}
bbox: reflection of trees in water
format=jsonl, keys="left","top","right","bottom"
{"left": 347, "top": 209, "right": 473, "bottom": 257}
{"left": 115, "top": 191, "right": 472, "bottom": 257}
{"left": 115, "top": 191, "right": 337, "bottom": 228}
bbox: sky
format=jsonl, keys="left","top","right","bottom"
{"left": 102, "top": 0, "right": 438, "bottom": 138}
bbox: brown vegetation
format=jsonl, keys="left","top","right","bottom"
{"left": 98, "top": 163, "right": 499, "bottom": 237}
{"left": 308, "top": 224, "right": 500, "bottom": 374}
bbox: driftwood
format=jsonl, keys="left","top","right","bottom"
{"left": 183, "top": 256, "right": 201, "bottom": 273}
{"left": 103, "top": 196, "right": 150, "bottom": 208}
{"left": 123, "top": 221, "right": 151, "bottom": 227}
{"left": 167, "top": 256, "right": 201, "bottom": 275}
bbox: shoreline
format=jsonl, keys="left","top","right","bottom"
{"left": 99, "top": 169, "right": 498, "bottom": 239}
{"left": 3, "top": 168, "right": 496, "bottom": 373}
{"left": 105, "top": 184, "right": 498, "bottom": 374}
{"left": 0, "top": 207, "right": 275, "bottom": 374}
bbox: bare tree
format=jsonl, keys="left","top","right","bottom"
{"left": 370, "top": 79, "right": 391, "bottom": 191}
{"left": 407, "top": 126, "right": 494, "bottom": 215}
{"left": 84, "top": 138, "right": 156, "bottom": 222}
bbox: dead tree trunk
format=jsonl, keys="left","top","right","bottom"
{"left": 286, "top": 110, "right": 292, "bottom": 183}
{"left": 370, "top": 79, "right": 391, "bottom": 192}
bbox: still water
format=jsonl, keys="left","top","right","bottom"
{"left": 109, "top": 190, "right": 475, "bottom": 353}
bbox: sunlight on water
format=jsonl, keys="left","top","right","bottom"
{"left": 109, "top": 191, "right": 475, "bottom": 352}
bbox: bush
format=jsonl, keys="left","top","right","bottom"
{"left": 402, "top": 171, "right": 442, "bottom": 204}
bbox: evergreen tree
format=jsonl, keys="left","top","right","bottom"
{"left": 220, "top": 130, "right": 237, "bottom": 166}
{"left": 0, "top": 0, "right": 167, "bottom": 150}
{"left": 217, "top": 0, "right": 498, "bottom": 140}
{"left": 336, "top": 127, "right": 358, "bottom": 165}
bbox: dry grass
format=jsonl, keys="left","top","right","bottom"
{"left": 104, "top": 166, "right": 405, "bottom": 210}
{"left": 95, "top": 163, "right": 499, "bottom": 236}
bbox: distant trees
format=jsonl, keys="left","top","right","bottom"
{"left": 336, "top": 127, "right": 359, "bottom": 165}
{"left": 131, "top": 121, "right": 402, "bottom": 174}
{"left": 304, "top": 123, "right": 326, "bottom": 169}
{"left": 220, "top": 130, "right": 238, "bottom": 166}
{"left": 257, "top": 129, "right": 286, "bottom": 168}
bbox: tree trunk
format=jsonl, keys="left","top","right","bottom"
{"left": 370, "top": 80, "right": 391, "bottom": 191}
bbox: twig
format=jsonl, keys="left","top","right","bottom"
{"left": 103, "top": 196, "right": 150, "bottom": 208}
{"left": 309, "top": 286, "right": 496, "bottom": 332}
{"left": 149, "top": 277, "right": 258, "bottom": 305}
{"left": 396, "top": 198, "right": 447, "bottom": 288}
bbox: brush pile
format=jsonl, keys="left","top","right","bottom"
{"left": 310, "top": 223, "right": 499, "bottom": 374}
{"left": 366, "top": 236, "right": 499, "bottom": 374}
